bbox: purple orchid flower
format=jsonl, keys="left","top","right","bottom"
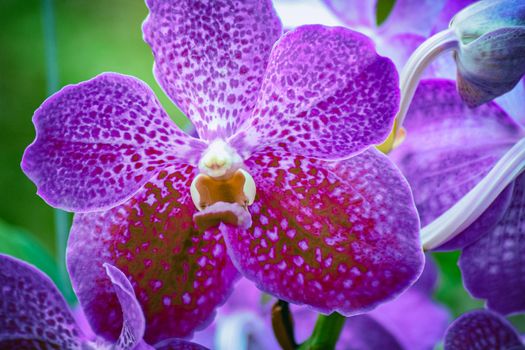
{"left": 194, "top": 257, "right": 449, "bottom": 350}
{"left": 444, "top": 310, "right": 525, "bottom": 350}
{"left": 0, "top": 254, "right": 205, "bottom": 350}
{"left": 390, "top": 78, "right": 525, "bottom": 315}
{"left": 317, "top": 0, "right": 474, "bottom": 70}
{"left": 21, "top": 0, "right": 424, "bottom": 344}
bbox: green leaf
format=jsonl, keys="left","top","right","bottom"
{"left": 0, "top": 219, "right": 61, "bottom": 290}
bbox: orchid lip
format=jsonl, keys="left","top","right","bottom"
{"left": 191, "top": 141, "right": 256, "bottom": 229}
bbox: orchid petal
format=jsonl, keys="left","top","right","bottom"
{"left": 143, "top": 0, "right": 282, "bottom": 141}
{"left": 459, "top": 172, "right": 525, "bottom": 315}
{"left": 321, "top": 0, "right": 376, "bottom": 29}
{"left": 154, "top": 339, "right": 209, "bottom": 350}
{"left": 221, "top": 148, "right": 423, "bottom": 315}
{"left": 231, "top": 25, "right": 399, "bottom": 160}
{"left": 432, "top": 0, "right": 477, "bottom": 33}
{"left": 339, "top": 316, "right": 404, "bottom": 350}
{"left": 379, "top": 0, "right": 446, "bottom": 37}
{"left": 104, "top": 264, "right": 149, "bottom": 350}
{"left": 193, "top": 278, "right": 277, "bottom": 350}
{"left": 496, "top": 78, "right": 525, "bottom": 125}
{"left": 391, "top": 80, "right": 524, "bottom": 228}
{"left": 444, "top": 310, "right": 523, "bottom": 350}
{"left": 22, "top": 73, "right": 205, "bottom": 212}
{"left": 411, "top": 254, "right": 440, "bottom": 295}
{"left": 377, "top": 33, "right": 426, "bottom": 72}
{"left": 436, "top": 182, "right": 514, "bottom": 251}
{"left": 368, "top": 286, "right": 449, "bottom": 350}
{"left": 0, "top": 254, "right": 83, "bottom": 349}
{"left": 67, "top": 164, "right": 239, "bottom": 344}
{"left": 274, "top": 0, "right": 344, "bottom": 28}
{"left": 295, "top": 259, "right": 446, "bottom": 350}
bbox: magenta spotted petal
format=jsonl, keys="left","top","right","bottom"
{"left": 221, "top": 148, "right": 423, "bottom": 315}
{"left": 0, "top": 254, "right": 83, "bottom": 350}
{"left": 231, "top": 25, "right": 399, "bottom": 160}
{"left": 391, "top": 79, "right": 524, "bottom": 227}
{"left": 460, "top": 173, "right": 525, "bottom": 315}
{"left": 142, "top": 0, "right": 282, "bottom": 141}
{"left": 67, "top": 164, "right": 239, "bottom": 344}
{"left": 0, "top": 254, "right": 207, "bottom": 350}
{"left": 22, "top": 73, "right": 206, "bottom": 212}
{"left": 444, "top": 310, "right": 524, "bottom": 350}
{"left": 105, "top": 264, "right": 148, "bottom": 350}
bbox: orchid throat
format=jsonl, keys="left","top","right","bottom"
{"left": 190, "top": 140, "right": 256, "bottom": 231}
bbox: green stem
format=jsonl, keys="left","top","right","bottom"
{"left": 272, "top": 300, "right": 297, "bottom": 350}
{"left": 298, "top": 313, "right": 346, "bottom": 350}
{"left": 42, "top": 0, "right": 75, "bottom": 304}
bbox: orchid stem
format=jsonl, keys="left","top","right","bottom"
{"left": 421, "top": 138, "right": 525, "bottom": 250}
{"left": 42, "top": 0, "right": 75, "bottom": 303}
{"left": 272, "top": 300, "right": 297, "bottom": 350}
{"left": 298, "top": 313, "right": 346, "bottom": 350}
{"left": 395, "top": 29, "right": 458, "bottom": 133}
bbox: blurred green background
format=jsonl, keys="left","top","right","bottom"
{"left": 0, "top": 0, "right": 523, "bottom": 335}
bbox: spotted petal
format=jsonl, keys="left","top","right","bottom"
{"left": 67, "top": 164, "right": 239, "bottom": 344}
{"left": 230, "top": 25, "right": 399, "bottom": 160}
{"left": 0, "top": 254, "right": 83, "bottom": 350}
{"left": 222, "top": 148, "right": 423, "bottom": 315}
{"left": 104, "top": 264, "right": 149, "bottom": 350}
{"left": 142, "top": 0, "right": 282, "bottom": 141}
{"left": 459, "top": 172, "right": 525, "bottom": 315}
{"left": 391, "top": 79, "right": 524, "bottom": 227}
{"left": 444, "top": 310, "right": 524, "bottom": 350}
{"left": 22, "top": 73, "right": 205, "bottom": 212}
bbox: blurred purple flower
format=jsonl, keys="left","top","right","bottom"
{"left": 444, "top": 310, "right": 525, "bottom": 350}
{"left": 391, "top": 79, "right": 525, "bottom": 315}
{"left": 21, "top": 0, "right": 424, "bottom": 344}
{"left": 194, "top": 258, "right": 449, "bottom": 350}
{"left": 0, "top": 254, "right": 205, "bottom": 350}
{"left": 317, "top": 0, "right": 475, "bottom": 70}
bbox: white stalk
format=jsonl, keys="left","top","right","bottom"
{"left": 421, "top": 138, "right": 525, "bottom": 250}
{"left": 396, "top": 29, "right": 459, "bottom": 130}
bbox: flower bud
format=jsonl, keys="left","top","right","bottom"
{"left": 451, "top": 0, "right": 525, "bottom": 106}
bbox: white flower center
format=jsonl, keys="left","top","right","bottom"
{"left": 198, "top": 139, "right": 243, "bottom": 178}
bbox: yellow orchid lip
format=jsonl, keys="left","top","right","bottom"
{"left": 191, "top": 139, "right": 256, "bottom": 229}
{"left": 190, "top": 169, "right": 256, "bottom": 211}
